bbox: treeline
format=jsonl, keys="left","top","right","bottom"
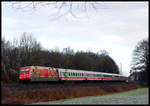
{"left": 1, "top": 32, "right": 120, "bottom": 83}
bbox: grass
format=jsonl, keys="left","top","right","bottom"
{"left": 2, "top": 83, "right": 143, "bottom": 104}
{"left": 34, "top": 88, "right": 149, "bottom": 104}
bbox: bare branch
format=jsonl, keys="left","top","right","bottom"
{"left": 8, "top": 2, "right": 106, "bottom": 21}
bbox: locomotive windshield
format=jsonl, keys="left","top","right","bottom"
{"left": 20, "top": 69, "right": 30, "bottom": 73}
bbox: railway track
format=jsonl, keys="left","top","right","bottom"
{"left": 3, "top": 81, "right": 132, "bottom": 92}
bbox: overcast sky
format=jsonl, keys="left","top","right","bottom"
{"left": 2, "top": 2, "right": 148, "bottom": 76}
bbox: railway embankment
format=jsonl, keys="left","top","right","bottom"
{"left": 2, "top": 82, "right": 144, "bottom": 104}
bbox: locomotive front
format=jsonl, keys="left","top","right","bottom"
{"left": 19, "top": 66, "right": 31, "bottom": 82}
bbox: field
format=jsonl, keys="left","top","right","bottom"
{"left": 34, "top": 88, "right": 149, "bottom": 104}
{"left": 2, "top": 82, "right": 144, "bottom": 104}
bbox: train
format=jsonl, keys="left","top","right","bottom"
{"left": 19, "top": 66, "right": 127, "bottom": 82}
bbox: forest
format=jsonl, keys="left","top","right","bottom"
{"left": 1, "top": 32, "right": 120, "bottom": 83}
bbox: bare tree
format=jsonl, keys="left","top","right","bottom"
{"left": 130, "top": 39, "right": 149, "bottom": 82}
{"left": 17, "top": 32, "right": 42, "bottom": 66}
{"left": 8, "top": 2, "right": 108, "bottom": 21}
{"left": 131, "top": 39, "right": 149, "bottom": 72}
{"left": 98, "top": 49, "right": 109, "bottom": 56}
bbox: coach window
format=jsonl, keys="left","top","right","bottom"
{"left": 94, "top": 74, "right": 95, "bottom": 77}
{"left": 89, "top": 74, "right": 91, "bottom": 77}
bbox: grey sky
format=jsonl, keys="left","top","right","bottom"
{"left": 2, "top": 2, "right": 148, "bottom": 76}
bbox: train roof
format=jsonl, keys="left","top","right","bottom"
{"left": 20, "top": 66, "right": 56, "bottom": 69}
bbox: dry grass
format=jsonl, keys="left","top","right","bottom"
{"left": 2, "top": 83, "right": 142, "bottom": 104}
